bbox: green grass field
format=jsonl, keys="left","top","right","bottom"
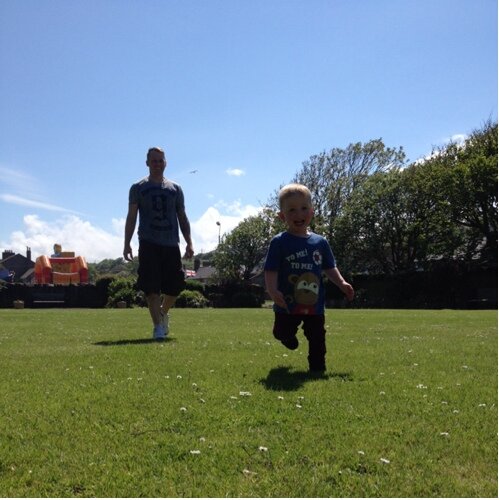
{"left": 0, "top": 308, "right": 496, "bottom": 497}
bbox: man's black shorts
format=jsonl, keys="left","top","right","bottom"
{"left": 137, "top": 240, "right": 185, "bottom": 296}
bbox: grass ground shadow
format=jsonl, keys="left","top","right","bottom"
{"left": 94, "top": 337, "right": 175, "bottom": 346}
{"left": 260, "top": 365, "right": 353, "bottom": 391}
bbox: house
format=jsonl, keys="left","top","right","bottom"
{"left": 0, "top": 248, "right": 35, "bottom": 284}
{"left": 189, "top": 265, "right": 217, "bottom": 283}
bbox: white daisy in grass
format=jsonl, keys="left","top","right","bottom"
{"left": 258, "top": 446, "right": 268, "bottom": 452}
{"left": 380, "top": 458, "right": 390, "bottom": 464}
{"left": 239, "top": 391, "right": 252, "bottom": 397}
{"left": 180, "top": 407, "right": 187, "bottom": 412}
{"left": 243, "top": 469, "right": 257, "bottom": 476}
{"left": 190, "top": 450, "right": 201, "bottom": 455}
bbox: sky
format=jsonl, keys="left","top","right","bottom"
{"left": 0, "top": 0, "right": 497, "bottom": 263}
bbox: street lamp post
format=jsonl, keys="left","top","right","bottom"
{"left": 216, "top": 221, "right": 221, "bottom": 244}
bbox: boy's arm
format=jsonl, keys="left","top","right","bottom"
{"left": 324, "top": 267, "right": 355, "bottom": 301}
{"left": 264, "top": 270, "right": 287, "bottom": 309}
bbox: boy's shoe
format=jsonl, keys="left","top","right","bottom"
{"left": 308, "top": 368, "right": 327, "bottom": 379}
{"left": 309, "top": 364, "right": 326, "bottom": 373}
{"left": 280, "top": 336, "right": 299, "bottom": 350}
{"left": 153, "top": 324, "right": 166, "bottom": 341}
{"left": 161, "top": 312, "right": 170, "bottom": 335}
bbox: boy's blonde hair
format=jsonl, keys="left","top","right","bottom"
{"left": 278, "top": 183, "right": 312, "bottom": 209}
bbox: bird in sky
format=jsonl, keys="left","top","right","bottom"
{"left": 189, "top": 170, "right": 198, "bottom": 174}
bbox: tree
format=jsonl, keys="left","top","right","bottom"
{"left": 334, "top": 121, "right": 498, "bottom": 274}
{"left": 87, "top": 257, "right": 138, "bottom": 282}
{"left": 429, "top": 121, "right": 498, "bottom": 262}
{"left": 403, "top": 121, "right": 498, "bottom": 264}
{"left": 293, "top": 139, "right": 406, "bottom": 241}
{"left": 213, "top": 214, "right": 273, "bottom": 282}
{"left": 334, "top": 170, "right": 426, "bottom": 274}
{"left": 344, "top": 165, "right": 467, "bottom": 273}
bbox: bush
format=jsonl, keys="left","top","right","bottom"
{"left": 95, "top": 275, "right": 115, "bottom": 304}
{"left": 106, "top": 277, "right": 137, "bottom": 308}
{"left": 175, "top": 290, "right": 209, "bottom": 308}
{"left": 184, "top": 279, "right": 206, "bottom": 294}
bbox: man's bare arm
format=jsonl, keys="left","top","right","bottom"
{"left": 123, "top": 203, "right": 138, "bottom": 262}
{"left": 178, "top": 208, "right": 194, "bottom": 258}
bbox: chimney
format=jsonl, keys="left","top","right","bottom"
{"left": 2, "top": 250, "right": 15, "bottom": 261}
{"left": 26, "top": 246, "right": 32, "bottom": 261}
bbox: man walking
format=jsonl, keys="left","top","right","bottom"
{"left": 124, "top": 147, "right": 194, "bottom": 340}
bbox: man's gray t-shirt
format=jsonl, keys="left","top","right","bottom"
{"left": 129, "top": 177, "right": 185, "bottom": 247}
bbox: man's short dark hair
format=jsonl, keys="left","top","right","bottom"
{"left": 147, "top": 147, "right": 165, "bottom": 161}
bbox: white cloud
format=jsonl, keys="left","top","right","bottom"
{"left": 226, "top": 168, "right": 245, "bottom": 177}
{"left": 1, "top": 214, "right": 127, "bottom": 263}
{"left": 0, "top": 194, "right": 82, "bottom": 214}
{"left": 0, "top": 164, "right": 81, "bottom": 215}
{"left": 449, "top": 133, "right": 467, "bottom": 144}
{"left": 189, "top": 201, "right": 261, "bottom": 253}
{"left": 1, "top": 200, "right": 262, "bottom": 262}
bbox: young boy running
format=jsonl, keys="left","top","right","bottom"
{"left": 264, "top": 183, "right": 354, "bottom": 372}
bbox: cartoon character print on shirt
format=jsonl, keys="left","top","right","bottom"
{"left": 287, "top": 272, "right": 320, "bottom": 315}
{"left": 149, "top": 191, "right": 173, "bottom": 232}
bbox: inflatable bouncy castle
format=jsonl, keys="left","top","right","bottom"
{"left": 34, "top": 244, "right": 89, "bottom": 285}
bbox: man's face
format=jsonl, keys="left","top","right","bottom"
{"left": 146, "top": 150, "right": 166, "bottom": 176}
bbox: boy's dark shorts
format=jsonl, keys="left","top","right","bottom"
{"left": 273, "top": 312, "right": 327, "bottom": 371}
{"left": 273, "top": 313, "right": 326, "bottom": 342}
{"left": 137, "top": 240, "right": 185, "bottom": 296}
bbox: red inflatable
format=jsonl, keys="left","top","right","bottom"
{"left": 34, "top": 254, "right": 88, "bottom": 285}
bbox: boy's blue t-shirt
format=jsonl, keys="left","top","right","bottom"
{"left": 264, "top": 231, "right": 336, "bottom": 315}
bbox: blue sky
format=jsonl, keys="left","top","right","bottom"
{"left": 0, "top": 0, "right": 497, "bottom": 262}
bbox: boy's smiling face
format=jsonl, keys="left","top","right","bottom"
{"left": 279, "top": 193, "right": 314, "bottom": 237}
